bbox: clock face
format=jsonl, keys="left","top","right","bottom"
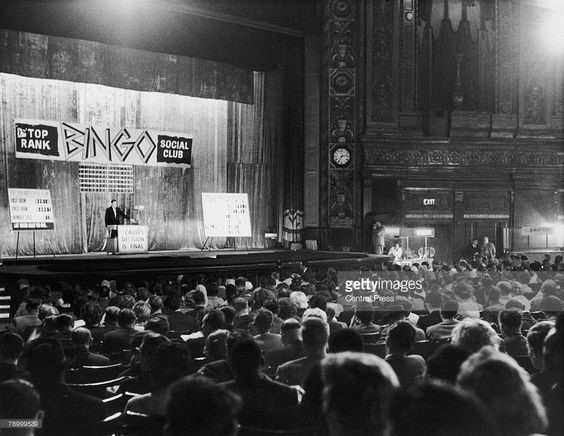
{"left": 333, "top": 147, "right": 351, "bottom": 166}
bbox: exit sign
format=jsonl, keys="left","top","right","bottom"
{"left": 423, "top": 198, "right": 436, "bottom": 205}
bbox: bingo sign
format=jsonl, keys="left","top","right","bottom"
{"left": 8, "top": 189, "right": 55, "bottom": 231}
{"left": 202, "top": 193, "right": 252, "bottom": 237}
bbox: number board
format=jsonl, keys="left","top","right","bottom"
{"left": 202, "top": 193, "right": 252, "bottom": 237}
{"left": 8, "top": 189, "right": 55, "bottom": 230}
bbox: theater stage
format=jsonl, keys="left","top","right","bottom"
{"left": 0, "top": 249, "right": 392, "bottom": 281}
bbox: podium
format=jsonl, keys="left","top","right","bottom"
{"left": 106, "top": 225, "right": 148, "bottom": 254}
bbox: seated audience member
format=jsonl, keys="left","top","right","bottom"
{"left": 265, "top": 319, "right": 304, "bottom": 376}
{"left": 322, "top": 352, "right": 399, "bottom": 436}
{"left": 351, "top": 302, "right": 380, "bottom": 334}
{"left": 326, "top": 306, "right": 346, "bottom": 333}
{"left": 0, "top": 332, "right": 26, "bottom": 383}
{"left": 102, "top": 308, "right": 139, "bottom": 354}
{"left": 164, "top": 295, "right": 198, "bottom": 333}
{"left": 125, "top": 342, "right": 192, "bottom": 416}
{"left": 263, "top": 298, "right": 284, "bottom": 334}
{"left": 499, "top": 309, "right": 528, "bottom": 357}
{"left": 78, "top": 302, "right": 107, "bottom": 345}
{"left": 51, "top": 314, "right": 75, "bottom": 355}
{"left": 451, "top": 318, "right": 500, "bottom": 353}
{"left": 540, "top": 296, "right": 563, "bottom": 321}
{"left": 164, "top": 376, "right": 241, "bottom": 436}
{"left": 457, "top": 347, "right": 547, "bottom": 436}
{"left": 385, "top": 320, "right": 426, "bottom": 387}
{"left": 185, "top": 289, "right": 207, "bottom": 321}
{"left": 497, "top": 280, "right": 514, "bottom": 307}
{"left": 0, "top": 379, "right": 42, "bottom": 436}
{"left": 530, "top": 279, "right": 558, "bottom": 312}
{"left": 220, "top": 306, "right": 236, "bottom": 330}
{"left": 70, "top": 327, "right": 110, "bottom": 367}
{"left": 222, "top": 339, "right": 298, "bottom": 428}
{"left": 276, "top": 318, "right": 328, "bottom": 387}
{"left": 530, "top": 324, "right": 563, "bottom": 407}
{"left": 132, "top": 301, "right": 151, "bottom": 330}
{"left": 290, "top": 291, "right": 309, "bottom": 318}
{"left": 425, "top": 344, "right": 471, "bottom": 384}
{"left": 416, "top": 291, "right": 443, "bottom": 332}
{"left": 426, "top": 299, "right": 459, "bottom": 341}
{"left": 12, "top": 298, "right": 42, "bottom": 334}
{"left": 232, "top": 297, "right": 254, "bottom": 331}
{"left": 253, "top": 308, "right": 283, "bottom": 354}
{"left": 201, "top": 329, "right": 229, "bottom": 366}
{"left": 207, "top": 281, "right": 228, "bottom": 309}
{"left": 454, "top": 282, "right": 482, "bottom": 319}
{"left": 149, "top": 295, "right": 164, "bottom": 315}
{"left": 278, "top": 298, "right": 299, "bottom": 321}
{"left": 145, "top": 316, "right": 170, "bottom": 336}
{"left": 389, "top": 380, "right": 497, "bottom": 436}
{"left": 197, "top": 330, "right": 252, "bottom": 383}
{"left": 184, "top": 309, "right": 225, "bottom": 358}
{"left": 328, "top": 328, "right": 364, "bottom": 354}
{"left": 484, "top": 286, "right": 505, "bottom": 313}
{"left": 526, "top": 321, "right": 554, "bottom": 372}
{"left": 26, "top": 338, "right": 106, "bottom": 433}
{"left": 118, "top": 333, "right": 170, "bottom": 395}
{"left": 379, "top": 306, "right": 426, "bottom": 342}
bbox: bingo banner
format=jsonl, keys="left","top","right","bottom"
{"left": 14, "top": 119, "right": 192, "bottom": 167}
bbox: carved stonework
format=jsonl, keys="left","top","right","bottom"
{"left": 364, "top": 147, "right": 563, "bottom": 167}
{"left": 331, "top": 0, "right": 354, "bottom": 18}
{"left": 329, "top": 68, "right": 355, "bottom": 96}
{"left": 329, "top": 96, "right": 354, "bottom": 143}
{"left": 370, "top": 0, "right": 394, "bottom": 123}
{"left": 524, "top": 77, "right": 547, "bottom": 125}
{"left": 329, "top": 171, "right": 354, "bottom": 219}
{"left": 330, "top": 20, "right": 354, "bottom": 69}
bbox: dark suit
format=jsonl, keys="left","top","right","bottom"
{"left": 104, "top": 206, "right": 129, "bottom": 237}
{"left": 101, "top": 327, "right": 139, "bottom": 354}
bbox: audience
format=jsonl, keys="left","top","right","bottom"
{"left": 2, "top": 259, "right": 562, "bottom": 436}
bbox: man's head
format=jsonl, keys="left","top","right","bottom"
{"left": 165, "top": 376, "right": 241, "bottom": 436}
{"left": 71, "top": 327, "right": 92, "bottom": 348}
{"left": 25, "top": 298, "right": 41, "bottom": 314}
{"left": 0, "top": 332, "right": 24, "bottom": 363}
{"left": 148, "top": 343, "right": 191, "bottom": 390}
{"left": 386, "top": 320, "right": 416, "bottom": 355}
{"left": 483, "top": 236, "right": 489, "bottom": 244}
{"left": 355, "top": 301, "right": 375, "bottom": 325}
{"left": 322, "top": 352, "right": 399, "bottom": 436}
{"left": 252, "top": 308, "right": 274, "bottom": 335}
{"left": 80, "top": 302, "right": 103, "bottom": 327}
{"left": 145, "top": 316, "right": 170, "bottom": 335}
{"left": 27, "top": 338, "right": 68, "bottom": 382}
{"left": 111, "top": 199, "right": 117, "bottom": 208}
{"left": 526, "top": 321, "right": 554, "bottom": 370}
{"left": 133, "top": 301, "right": 151, "bottom": 325}
{"left": 228, "top": 339, "right": 263, "bottom": 378}
{"left": 280, "top": 318, "right": 302, "bottom": 345}
{"left": 104, "top": 306, "right": 120, "bottom": 325}
{"left": 149, "top": 296, "right": 163, "bottom": 313}
{"left": 301, "top": 318, "right": 329, "bottom": 355}
{"left": 202, "top": 309, "right": 225, "bottom": 336}
{"left": 440, "top": 299, "right": 459, "bottom": 320}
{"left": 498, "top": 309, "right": 522, "bottom": 334}
{"left": 426, "top": 344, "right": 471, "bottom": 384}
{"left": 118, "top": 308, "right": 136, "bottom": 329}
{"left": 204, "top": 329, "right": 229, "bottom": 361}
{"left": 56, "top": 314, "right": 74, "bottom": 333}
{"left": 540, "top": 295, "right": 563, "bottom": 317}
{"left": 426, "top": 292, "right": 443, "bottom": 310}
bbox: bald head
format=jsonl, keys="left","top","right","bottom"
{"left": 71, "top": 327, "right": 92, "bottom": 347}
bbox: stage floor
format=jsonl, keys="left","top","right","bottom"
{"left": 0, "top": 249, "right": 392, "bottom": 280}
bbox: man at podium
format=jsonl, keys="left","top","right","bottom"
{"left": 105, "top": 199, "right": 130, "bottom": 237}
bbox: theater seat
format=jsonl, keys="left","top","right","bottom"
{"left": 67, "top": 363, "right": 125, "bottom": 384}
{"left": 67, "top": 376, "right": 126, "bottom": 398}
{"left": 364, "top": 343, "right": 386, "bottom": 358}
{"left": 122, "top": 410, "right": 166, "bottom": 436}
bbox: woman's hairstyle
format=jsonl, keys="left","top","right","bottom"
{"left": 451, "top": 318, "right": 500, "bottom": 353}
{"left": 457, "top": 347, "right": 547, "bottom": 436}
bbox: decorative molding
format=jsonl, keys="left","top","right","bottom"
{"left": 495, "top": 0, "right": 518, "bottom": 115}
{"left": 405, "top": 213, "right": 453, "bottom": 219}
{"left": 463, "top": 214, "right": 510, "bottom": 220}
{"left": 364, "top": 147, "right": 564, "bottom": 167}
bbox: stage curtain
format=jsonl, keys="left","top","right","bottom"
{"left": 0, "top": 29, "right": 254, "bottom": 104}
{"left": 227, "top": 72, "right": 282, "bottom": 248}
